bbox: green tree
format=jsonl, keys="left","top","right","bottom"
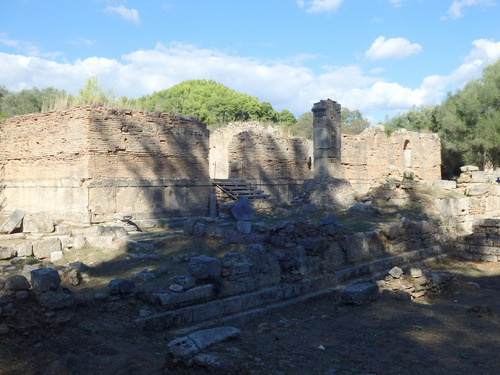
{"left": 136, "top": 79, "right": 283, "bottom": 129}
{"left": 278, "top": 109, "right": 296, "bottom": 128}
{"left": 290, "top": 111, "right": 313, "bottom": 139}
{"left": 0, "top": 87, "right": 69, "bottom": 118}
{"left": 341, "top": 107, "right": 370, "bottom": 134}
{"left": 75, "top": 76, "right": 114, "bottom": 106}
{"left": 382, "top": 58, "right": 500, "bottom": 177}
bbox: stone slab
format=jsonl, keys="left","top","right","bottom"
{"left": 0, "top": 209, "right": 25, "bottom": 234}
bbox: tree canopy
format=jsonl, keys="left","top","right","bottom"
{"left": 132, "top": 79, "right": 296, "bottom": 130}
{"left": 382, "top": 58, "right": 500, "bottom": 178}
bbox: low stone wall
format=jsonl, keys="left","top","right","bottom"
{"left": 2, "top": 178, "right": 213, "bottom": 224}
{"left": 456, "top": 218, "right": 500, "bottom": 262}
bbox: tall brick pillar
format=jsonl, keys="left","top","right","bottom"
{"left": 312, "top": 99, "right": 343, "bottom": 179}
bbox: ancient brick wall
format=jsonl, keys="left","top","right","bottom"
{"left": 0, "top": 106, "right": 209, "bottom": 180}
{"left": 0, "top": 106, "right": 211, "bottom": 222}
{"left": 210, "top": 123, "right": 313, "bottom": 182}
{"left": 342, "top": 126, "right": 441, "bottom": 192}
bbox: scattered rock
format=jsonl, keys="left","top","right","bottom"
{"left": 231, "top": 196, "right": 256, "bottom": 221}
{"left": 0, "top": 209, "right": 25, "bottom": 234}
{"left": 108, "top": 279, "right": 135, "bottom": 295}
{"left": 388, "top": 266, "right": 404, "bottom": 279}
{"left": 188, "top": 255, "right": 222, "bottom": 281}
{"left": 135, "top": 269, "right": 157, "bottom": 281}
{"left": 341, "top": 283, "right": 379, "bottom": 305}
{"left": 5, "top": 275, "right": 30, "bottom": 291}
{"left": 37, "top": 287, "right": 75, "bottom": 309}
{"left": 31, "top": 268, "right": 61, "bottom": 292}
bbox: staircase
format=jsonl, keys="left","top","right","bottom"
{"left": 212, "top": 179, "right": 270, "bottom": 200}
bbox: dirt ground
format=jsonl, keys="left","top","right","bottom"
{"left": 0, "top": 258, "right": 499, "bottom": 375}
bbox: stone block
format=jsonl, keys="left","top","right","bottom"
{"left": 23, "top": 212, "right": 55, "bottom": 233}
{"left": 341, "top": 283, "right": 379, "bottom": 305}
{"left": 30, "top": 268, "right": 61, "bottom": 292}
{"left": 188, "top": 255, "right": 222, "bottom": 281}
{"left": 389, "top": 266, "right": 404, "bottom": 279}
{"left": 168, "top": 336, "right": 199, "bottom": 359}
{"left": 37, "top": 288, "right": 74, "bottom": 309}
{"left": 5, "top": 275, "right": 30, "bottom": 291}
{"left": 465, "top": 183, "right": 491, "bottom": 196}
{"left": 231, "top": 196, "right": 255, "bottom": 221}
{"left": 188, "top": 326, "right": 240, "bottom": 350}
{"left": 32, "top": 238, "right": 62, "bottom": 259}
{"left": 108, "top": 278, "right": 135, "bottom": 295}
{"left": 0, "top": 209, "right": 25, "bottom": 234}
{"left": 51, "top": 251, "right": 63, "bottom": 262}
{"left": 236, "top": 220, "right": 252, "bottom": 234}
{"left": 0, "top": 247, "right": 16, "bottom": 260}
{"left": 15, "top": 242, "right": 33, "bottom": 257}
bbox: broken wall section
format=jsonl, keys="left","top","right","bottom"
{"left": 209, "top": 123, "right": 313, "bottom": 202}
{"left": 0, "top": 106, "right": 212, "bottom": 223}
{"left": 342, "top": 126, "right": 442, "bottom": 193}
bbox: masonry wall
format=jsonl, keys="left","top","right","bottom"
{"left": 0, "top": 106, "right": 212, "bottom": 222}
{"left": 342, "top": 126, "right": 442, "bottom": 193}
{"left": 209, "top": 123, "right": 313, "bottom": 201}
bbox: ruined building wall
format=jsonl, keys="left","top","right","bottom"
{"left": 0, "top": 106, "right": 211, "bottom": 222}
{"left": 342, "top": 126, "right": 442, "bottom": 193}
{"left": 209, "top": 122, "right": 313, "bottom": 201}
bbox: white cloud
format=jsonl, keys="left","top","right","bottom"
{"left": 297, "top": 0, "right": 344, "bottom": 13}
{"left": 365, "top": 36, "right": 422, "bottom": 60}
{"left": 444, "top": 0, "right": 496, "bottom": 19}
{"left": 104, "top": 5, "right": 140, "bottom": 25}
{"left": 389, "top": 0, "right": 406, "bottom": 7}
{"left": 0, "top": 38, "right": 498, "bottom": 122}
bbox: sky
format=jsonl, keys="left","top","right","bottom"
{"left": 1, "top": 0, "right": 500, "bottom": 124}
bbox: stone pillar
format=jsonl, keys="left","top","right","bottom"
{"left": 312, "top": 99, "right": 343, "bottom": 179}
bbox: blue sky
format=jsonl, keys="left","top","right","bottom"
{"left": 1, "top": 0, "right": 500, "bottom": 123}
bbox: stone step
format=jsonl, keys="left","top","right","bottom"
{"left": 136, "top": 246, "right": 447, "bottom": 331}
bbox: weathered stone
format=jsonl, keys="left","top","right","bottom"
{"left": 236, "top": 220, "right": 252, "bottom": 234}
{"left": 5, "top": 275, "right": 30, "bottom": 291}
{"left": 86, "top": 226, "right": 128, "bottom": 250}
{"left": 231, "top": 196, "right": 255, "bottom": 221}
{"left": 62, "top": 268, "right": 82, "bottom": 286}
{"left": 50, "top": 251, "right": 63, "bottom": 262}
{"left": 73, "top": 236, "right": 86, "bottom": 249}
{"left": 341, "top": 283, "right": 379, "bottom": 305}
{"left": 222, "top": 252, "right": 251, "bottom": 279}
{"left": 189, "top": 326, "right": 240, "bottom": 351}
{"left": 389, "top": 266, "right": 404, "bottom": 279}
{"left": 0, "top": 278, "right": 5, "bottom": 290}
{"left": 67, "top": 261, "right": 89, "bottom": 273}
{"left": 173, "top": 275, "right": 196, "bottom": 290}
{"left": 135, "top": 269, "right": 157, "bottom": 281}
{"left": 409, "top": 267, "right": 423, "bottom": 278}
{"left": 15, "top": 242, "right": 33, "bottom": 257}
{"left": 31, "top": 268, "right": 61, "bottom": 292}
{"left": 188, "top": 255, "right": 222, "bottom": 281}
{"left": 23, "top": 212, "right": 55, "bottom": 233}
{"left": 169, "top": 284, "right": 184, "bottom": 292}
{"left": 0, "top": 247, "right": 16, "bottom": 260}
{"left": 108, "top": 278, "right": 135, "bottom": 295}
{"left": 465, "top": 183, "right": 491, "bottom": 196}
{"left": 32, "top": 238, "right": 62, "bottom": 259}
{"left": 0, "top": 209, "right": 25, "bottom": 234}
{"left": 37, "top": 287, "right": 74, "bottom": 309}
{"left": 342, "top": 233, "right": 370, "bottom": 263}
{"left": 460, "top": 165, "right": 479, "bottom": 172}
{"left": 168, "top": 336, "right": 199, "bottom": 359}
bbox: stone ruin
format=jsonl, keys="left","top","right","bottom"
{"left": 0, "top": 100, "right": 499, "bottom": 345}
